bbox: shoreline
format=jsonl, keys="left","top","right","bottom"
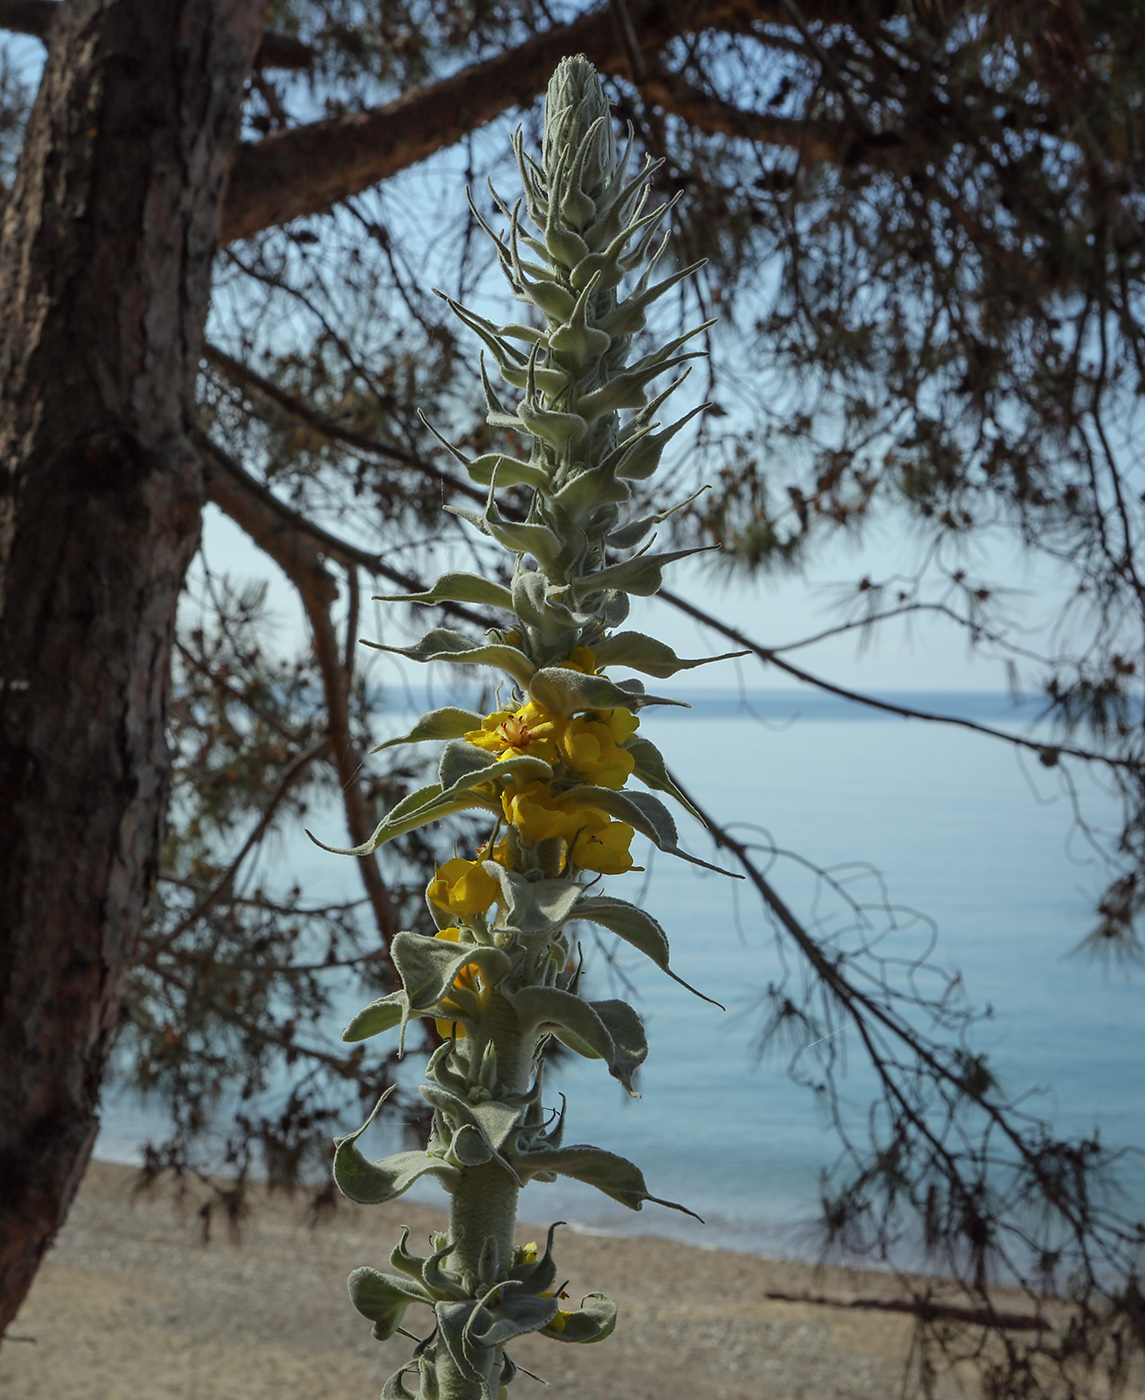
{"left": 2, "top": 1159, "right": 1138, "bottom": 1400}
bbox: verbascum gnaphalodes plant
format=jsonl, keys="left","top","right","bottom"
{"left": 320, "top": 55, "right": 744, "bottom": 1400}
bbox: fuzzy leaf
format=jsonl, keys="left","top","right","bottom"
{"left": 542, "top": 1291, "right": 618, "bottom": 1344}
{"left": 306, "top": 781, "right": 493, "bottom": 858}
{"left": 347, "top": 1267, "right": 432, "bottom": 1341}
{"left": 334, "top": 1143, "right": 458, "bottom": 1206}
{"left": 484, "top": 862, "right": 584, "bottom": 932}
{"left": 372, "top": 573, "right": 513, "bottom": 611}
{"left": 570, "top": 547, "right": 713, "bottom": 600}
{"left": 361, "top": 627, "right": 535, "bottom": 686}
{"left": 589, "top": 998, "right": 647, "bottom": 1095}
{"left": 439, "top": 750, "right": 553, "bottom": 802}
{"left": 506, "top": 1222, "right": 561, "bottom": 1293}
{"left": 467, "top": 1099, "right": 526, "bottom": 1154}
{"left": 464, "top": 451, "right": 549, "bottom": 490}
{"left": 308, "top": 780, "right": 434, "bottom": 853}
{"left": 549, "top": 467, "right": 631, "bottom": 521}
{"left": 574, "top": 351, "right": 704, "bottom": 422}
{"left": 449, "top": 1123, "right": 494, "bottom": 1167}
{"left": 370, "top": 707, "right": 485, "bottom": 753}
{"left": 341, "top": 991, "right": 407, "bottom": 1043}
{"left": 612, "top": 402, "right": 709, "bottom": 481}
{"left": 334, "top": 1099, "right": 459, "bottom": 1205}
{"left": 509, "top": 570, "right": 583, "bottom": 654}
{"left": 574, "top": 895, "right": 669, "bottom": 968}
{"left": 435, "top": 1301, "right": 482, "bottom": 1382}
{"left": 392, "top": 932, "right": 512, "bottom": 1014}
{"left": 626, "top": 735, "right": 704, "bottom": 821}
{"left": 571, "top": 894, "right": 722, "bottom": 1004}
{"left": 512, "top": 986, "right": 615, "bottom": 1063}
{"left": 417, "top": 408, "right": 549, "bottom": 490}
{"left": 420, "top": 1085, "right": 523, "bottom": 1181}
{"left": 380, "top": 1365, "right": 418, "bottom": 1400}
{"left": 592, "top": 631, "right": 747, "bottom": 680}
{"left": 604, "top": 486, "right": 707, "bottom": 550}
{"left": 527, "top": 666, "right": 686, "bottom": 717}
{"left": 468, "top": 1291, "right": 559, "bottom": 1349}
{"left": 518, "top": 397, "right": 589, "bottom": 450}
{"left": 438, "top": 738, "right": 498, "bottom": 790}
{"left": 513, "top": 1142, "right": 699, "bottom": 1217}
{"left": 480, "top": 510, "right": 566, "bottom": 573}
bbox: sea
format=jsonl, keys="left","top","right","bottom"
{"left": 97, "top": 690, "right": 1145, "bottom": 1266}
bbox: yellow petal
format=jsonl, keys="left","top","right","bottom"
{"left": 427, "top": 857, "right": 499, "bottom": 915}
{"left": 571, "top": 820, "right": 636, "bottom": 874}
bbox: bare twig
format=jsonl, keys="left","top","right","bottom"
{"left": 197, "top": 428, "right": 495, "bottom": 630}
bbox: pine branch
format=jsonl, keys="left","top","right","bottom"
{"left": 197, "top": 429, "right": 496, "bottom": 629}
{"left": 220, "top": 0, "right": 856, "bottom": 242}
{"left": 656, "top": 586, "right": 1130, "bottom": 771}
{"left": 197, "top": 434, "right": 400, "bottom": 953}
{"left": 149, "top": 736, "right": 330, "bottom": 956}
{"left": 640, "top": 66, "right": 846, "bottom": 161}
{"left": 205, "top": 343, "right": 487, "bottom": 505}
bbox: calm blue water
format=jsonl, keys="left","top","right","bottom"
{"left": 99, "top": 692, "right": 1145, "bottom": 1262}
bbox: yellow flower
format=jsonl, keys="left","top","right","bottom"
{"left": 600, "top": 706, "right": 639, "bottom": 745}
{"left": 426, "top": 857, "right": 499, "bottom": 917}
{"left": 557, "top": 646, "right": 597, "bottom": 674}
{"left": 475, "top": 835, "right": 511, "bottom": 867}
{"left": 560, "top": 716, "right": 635, "bottom": 790}
{"left": 465, "top": 701, "right": 566, "bottom": 765}
{"left": 432, "top": 928, "right": 485, "bottom": 1039}
{"left": 571, "top": 819, "right": 637, "bottom": 874}
{"left": 538, "top": 1281, "right": 573, "bottom": 1330}
{"left": 501, "top": 780, "right": 590, "bottom": 841}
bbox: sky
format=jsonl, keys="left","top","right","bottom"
{"left": 202, "top": 496, "right": 1069, "bottom": 700}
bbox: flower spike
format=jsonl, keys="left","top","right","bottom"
{"left": 327, "top": 55, "right": 741, "bottom": 1400}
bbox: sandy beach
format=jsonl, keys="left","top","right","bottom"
{"left": 1, "top": 1160, "right": 1137, "bottom": 1400}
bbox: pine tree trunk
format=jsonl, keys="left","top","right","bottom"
{"left": 0, "top": 0, "right": 263, "bottom": 1340}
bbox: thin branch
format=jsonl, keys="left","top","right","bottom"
{"left": 204, "top": 342, "right": 487, "bottom": 506}
{"left": 640, "top": 66, "right": 845, "bottom": 161}
{"left": 196, "top": 434, "right": 400, "bottom": 954}
{"left": 150, "top": 736, "right": 330, "bottom": 955}
{"left": 174, "top": 637, "right": 305, "bottom": 744}
{"left": 681, "top": 783, "right": 1126, "bottom": 1276}
{"left": 760, "top": 1288, "right": 1046, "bottom": 1332}
{"left": 762, "top": 599, "right": 1056, "bottom": 665}
{"left": 197, "top": 427, "right": 495, "bottom": 630}
{"left": 141, "top": 959, "right": 370, "bottom": 1077}
{"left": 657, "top": 586, "right": 1132, "bottom": 771}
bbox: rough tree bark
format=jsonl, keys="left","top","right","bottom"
{"left": 0, "top": 0, "right": 264, "bottom": 1340}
